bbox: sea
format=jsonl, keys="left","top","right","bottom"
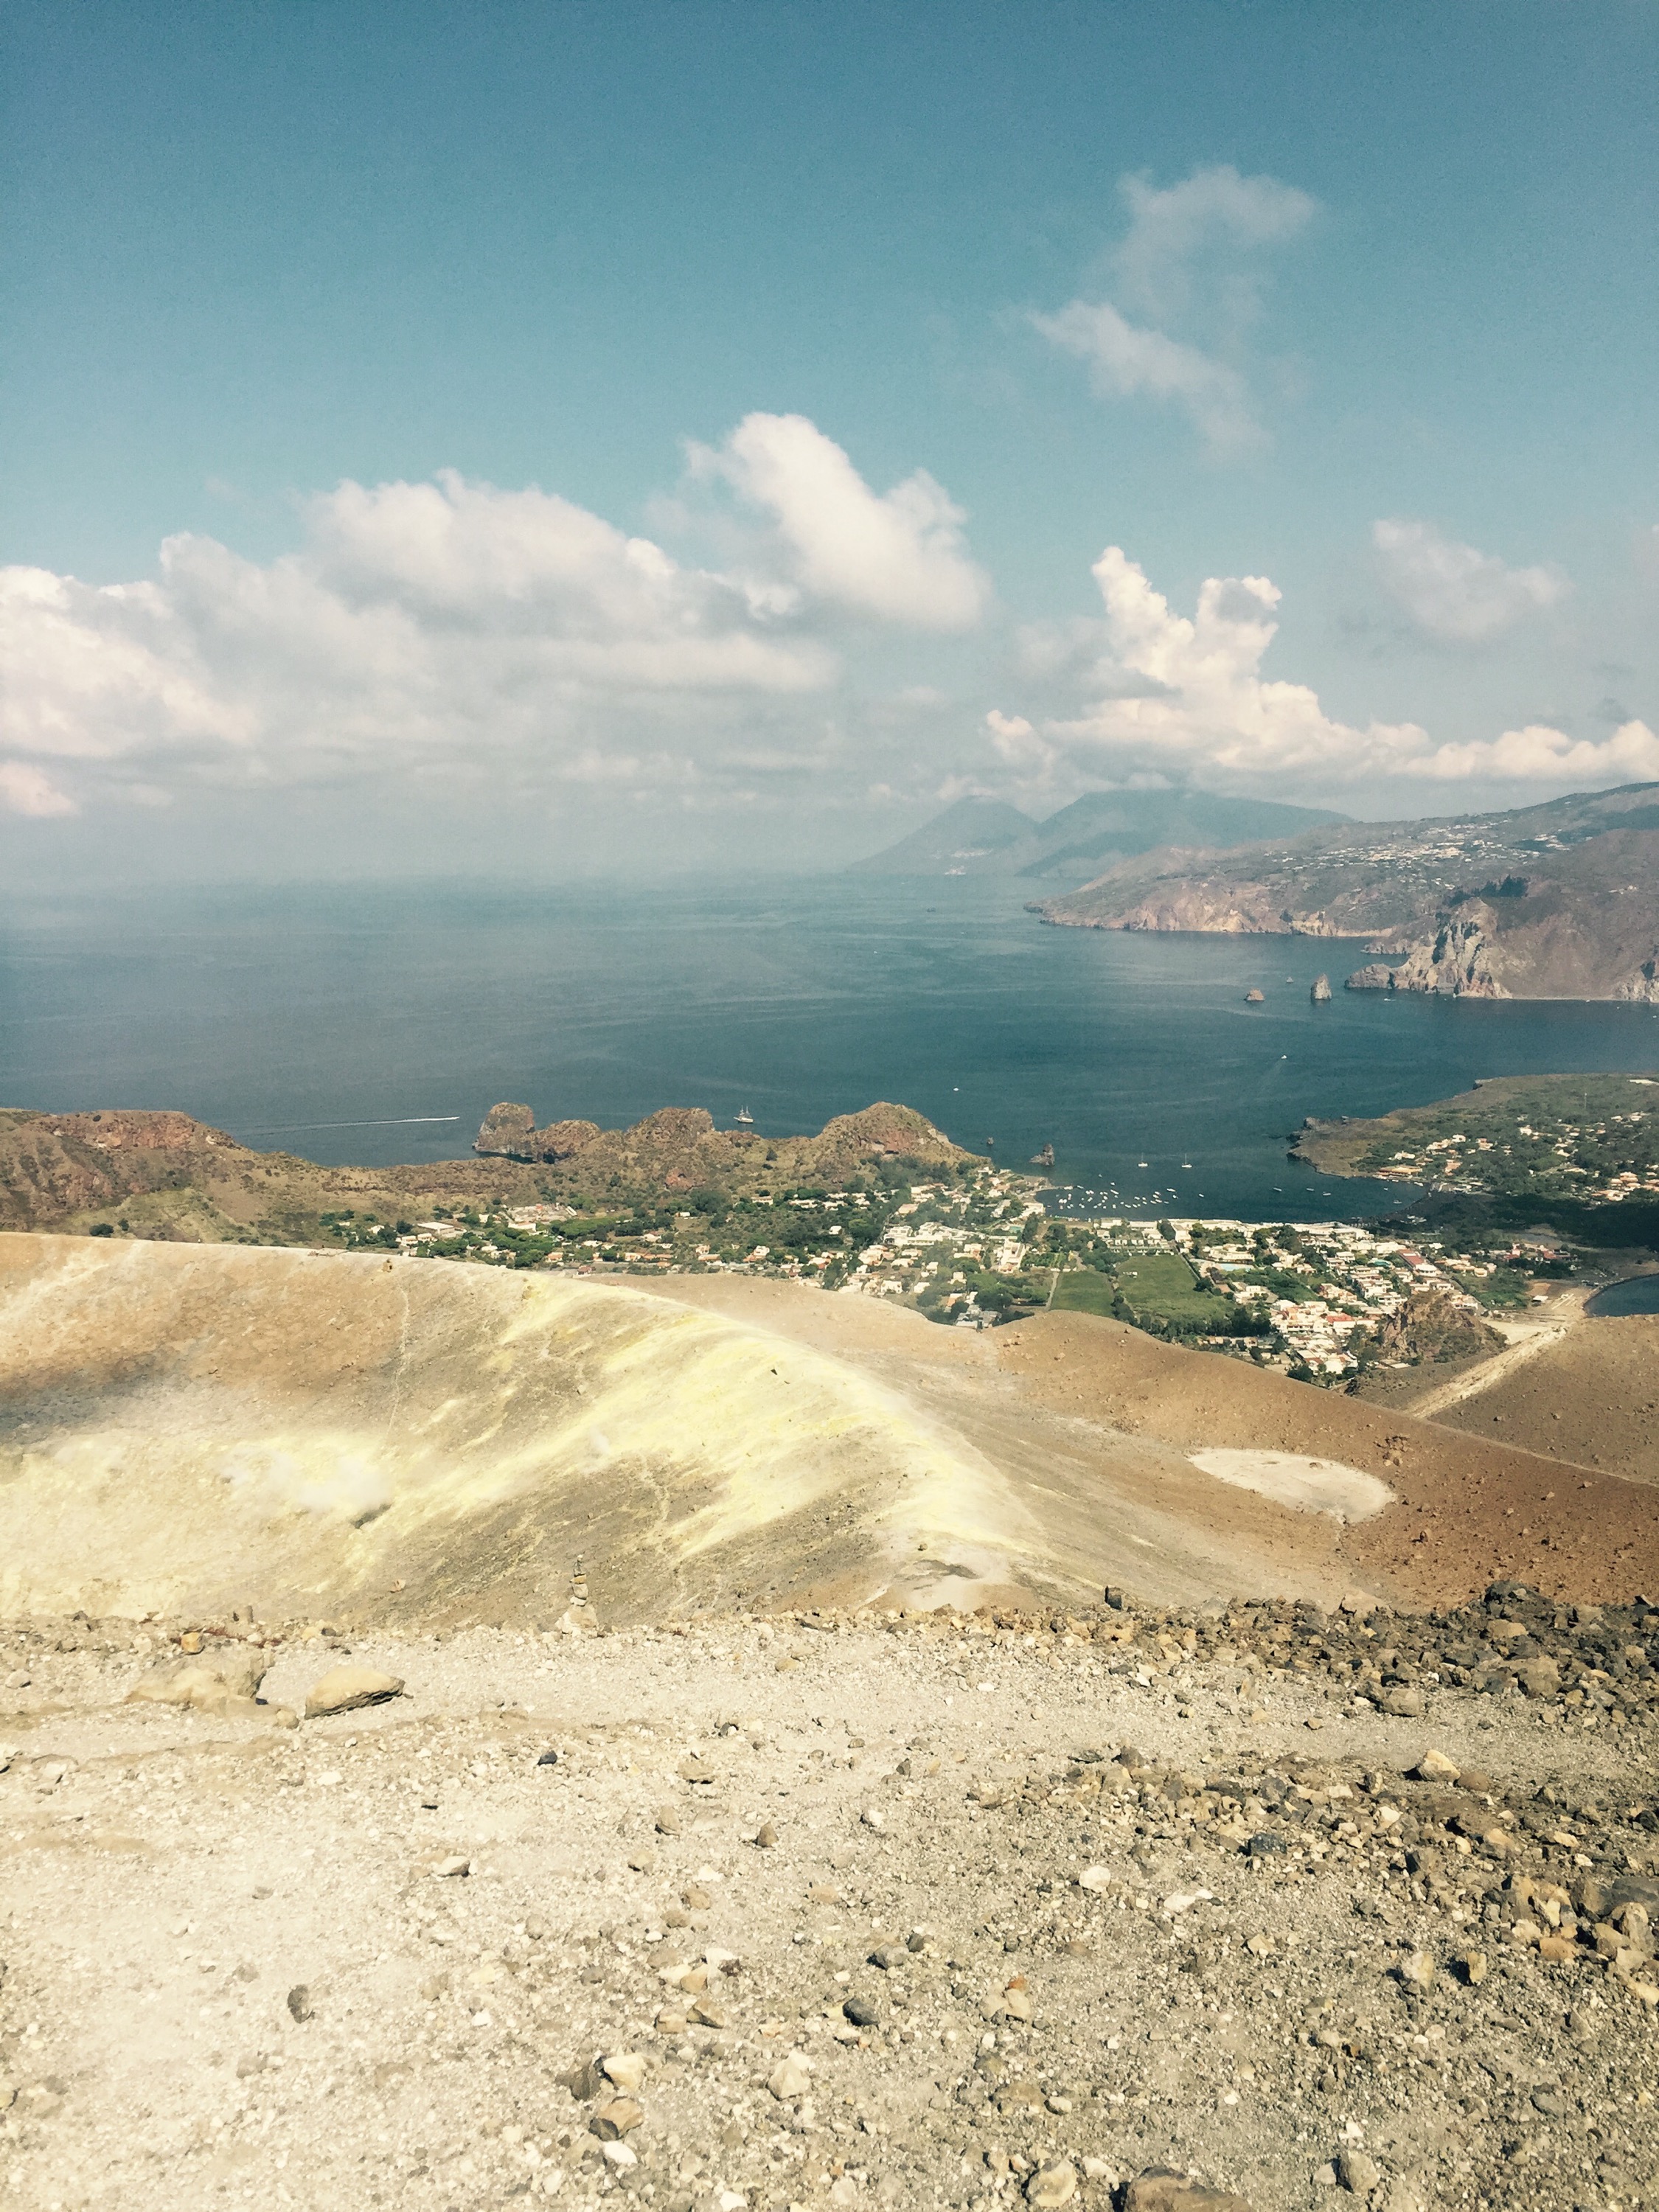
{"left": 4, "top": 875, "right": 1658, "bottom": 1225}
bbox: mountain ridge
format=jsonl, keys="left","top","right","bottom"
{"left": 851, "top": 787, "right": 1346, "bottom": 879}
{"left": 1032, "top": 781, "right": 1659, "bottom": 1001}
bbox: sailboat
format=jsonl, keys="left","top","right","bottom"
{"left": 734, "top": 1107, "right": 754, "bottom": 1127}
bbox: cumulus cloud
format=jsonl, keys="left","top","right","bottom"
{"left": 1373, "top": 518, "right": 1568, "bottom": 643}
{"left": 689, "top": 412, "right": 990, "bottom": 629}
{"left": 1033, "top": 164, "right": 1316, "bottom": 453}
{"left": 0, "top": 425, "right": 989, "bottom": 818}
{"left": 990, "top": 545, "right": 1655, "bottom": 794}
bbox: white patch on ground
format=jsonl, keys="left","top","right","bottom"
{"left": 1189, "top": 1448, "right": 1396, "bottom": 1524}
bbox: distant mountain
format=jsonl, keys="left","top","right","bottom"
{"left": 851, "top": 788, "right": 1346, "bottom": 878}
{"left": 848, "top": 796, "right": 1037, "bottom": 874}
{"left": 1033, "top": 781, "right": 1659, "bottom": 1003}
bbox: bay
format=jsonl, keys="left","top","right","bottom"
{"left": 4, "top": 875, "right": 1658, "bottom": 1222}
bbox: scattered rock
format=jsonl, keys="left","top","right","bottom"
{"left": 590, "top": 2096, "right": 644, "bottom": 2140}
{"left": 600, "top": 2052, "right": 647, "bottom": 2094}
{"left": 1336, "top": 2149, "right": 1380, "bottom": 2194}
{"left": 125, "top": 1653, "right": 269, "bottom": 1716}
{"left": 302, "top": 1666, "right": 404, "bottom": 1718}
{"left": 286, "top": 1985, "right": 313, "bottom": 2023}
{"left": 843, "top": 1995, "right": 880, "bottom": 2028}
{"left": 1124, "top": 2170, "right": 1253, "bottom": 2211}
{"left": 1396, "top": 1950, "right": 1436, "bottom": 1992}
{"left": 1412, "top": 1750, "right": 1458, "bottom": 1783}
{"left": 1025, "top": 2161, "right": 1077, "bottom": 2205}
{"left": 768, "top": 2053, "right": 812, "bottom": 2101}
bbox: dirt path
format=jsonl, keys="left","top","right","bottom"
{"left": 3, "top": 1604, "right": 1656, "bottom": 2212}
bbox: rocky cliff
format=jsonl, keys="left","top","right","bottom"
{"left": 1034, "top": 783, "right": 1659, "bottom": 1001}
{"left": 471, "top": 1099, "right": 970, "bottom": 1194}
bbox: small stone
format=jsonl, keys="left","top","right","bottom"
{"left": 627, "top": 1848, "right": 657, "bottom": 1874}
{"left": 434, "top": 1856, "right": 472, "bottom": 1879}
{"left": 286, "top": 1984, "right": 313, "bottom": 2023}
{"left": 600, "top": 2140, "right": 638, "bottom": 2170}
{"left": 768, "top": 2053, "right": 812, "bottom": 2101}
{"left": 1380, "top": 1688, "right": 1425, "bottom": 1719}
{"left": 1247, "top": 1832, "right": 1287, "bottom": 1858}
{"left": 754, "top": 1822, "right": 778, "bottom": 1848}
{"left": 860, "top": 1806, "right": 886, "bottom": 1831}
{"left": 590, "top": 2096, "right": 644, "bottom": 2140}
{"left": 678, "top": 1755, "right": 715, "bottom": 1784}
{"left": 690, "top": 1997, "right": 729, "bottom": 2029}
{"left": 1397, "top": 1950, "right": 1436, "bottom": 1992}
{"left": 1413, "top": 1750, "right": 1459, "bottom": 1783}
{"left": 601, "top": 2052, "right": 647, "bottom": 2094}
{"left": 1124, "top": 2170, "right": 1253, "bottom": 2211}
{"left": 655, "top": 1805, "right": 681, "bottom": 1835}
{"left": 1337, "top": 2149, "right": 1379, "bottom": 2193}
{"left": 997, "top": 1979, "right": 1034, "bottom": 2021}
{"left": 1459, "top": 1951, "right": 1487, "bottom": 1986}
{"left": 1026, "top": 2162, "right": 1077, "bottom": 2206}
{"left": 843, "top": 1995, "right": 880, "bottom": 2028}
{"left": 302, "top": 1666, "right": 403, "bottom": 1718}
{"left": 809, "top": 1884, "right": 841, "bottom": 1905}
{"left": 1340, "top": 1590, "right": 1379, "bottom": 1617}
{"left": 1457, "top": 1767, "right": 1494, "bottom": 1795}
{"left": 655, "top": 2010, "right": 686, "bottom": 2034}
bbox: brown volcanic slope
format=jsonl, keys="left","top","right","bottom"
{"left": 655, "top": 1278, "right": 1659, "bottom": 1610}
{"left": 1405, "top": 1312, "right": 1659, "bottom": 1484}
{"left": 1033, "top": 780, "right": 1659, "bottom": 1000}
{"left": 0, "top": 1102, "right": 967, "bottom": 1242}
{"left": 7, "top": 1233, "right": 1659, "bottom": 1633}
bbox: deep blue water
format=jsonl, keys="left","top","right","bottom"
{"left": 1587, "top": 1276, "right": 1659, "bottom": 1316}
{"left": 4, "top": 876, "right": 1658, "bottom": 1222}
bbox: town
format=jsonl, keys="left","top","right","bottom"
{"left": 316, "top": 1159, "right": 1553, "bottom": 1386}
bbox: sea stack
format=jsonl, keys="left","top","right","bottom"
{"left": 1245, "top": 988, "right": 1265, "bottom": 1003}
{"left": 1311, "top": 973, "right": 1332, "bottom": 1003}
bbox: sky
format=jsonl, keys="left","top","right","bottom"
{"left": 2, "top": 0, "right": 1657, "bottom": 880}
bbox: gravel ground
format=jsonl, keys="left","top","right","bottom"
{"left": 2, "top": 1588, "right": 1657, "bottom": 2212}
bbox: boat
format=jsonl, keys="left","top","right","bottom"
{"left": 734, "top": 1107, "right": 754, "bottom": 1127}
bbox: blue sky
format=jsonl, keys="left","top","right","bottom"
{"left": 3, "top": 0, "right": 1656, "bottom": 874}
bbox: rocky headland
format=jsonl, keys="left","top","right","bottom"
{"left": 1032, "top": 785, "right": 1659, "bottom": 1001}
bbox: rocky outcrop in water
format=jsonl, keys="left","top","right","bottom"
{"left": 1344, "top": 964, "right": 1397, "bottom": 992}
{"left": 1310, "top": 973, "right": 1332, "bottom": 1003}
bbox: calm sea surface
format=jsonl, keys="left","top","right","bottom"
{"left": 4, "top": 876, "right": 1658, "bottom": 1222}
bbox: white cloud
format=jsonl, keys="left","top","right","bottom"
{"left": 1034, "top": 164, "right": 1316, "bottom": 453}
{"left": 0, "top": 429, "right": 992, "bottom": 818}
{"left": 0, "top": 760, "right": 77, "bottom": 817}
{"left": 990, "top": 545, "right": 1655, "bottom": 794}
{"left": 689, "top": 412, "right": 990, "bottom": 629}
{"left": 1115, "top": 166, "right": 1317, "bottom": 327}
{"left": 1419, "top": 717, "right": 1659, "bottom": 783}
{"left": 1373, "top": 518, "right": 1568, "bottom": 643}
{"left": 1031, "top": 302, "right": 1262, "bottom": 455}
